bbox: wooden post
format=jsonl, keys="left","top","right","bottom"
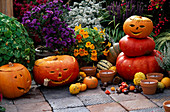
{"left": 0, "top": 0, "right": 13, "bottom": 17}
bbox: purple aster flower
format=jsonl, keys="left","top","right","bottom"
{"left": 34, "top": 26, "right": 39, "bottom": 30}
{"left": 52, "top": 16, "right": 57, "bottom": 20}
{"left": 67, "top": 38, "right": 71, "bottom": 43}
{"left": 32, "top": 19, "right": 37, "bottom": 24}
{"left": 53, "top": 0, "right": 58, "bottom": 3}
{"left": 43, "top": 27, "right": 47, "bottom": 31}
{"left": 50, "top": 39, "right": 54, "bottom": 42}
{"left": 59, "top": 0, "right": 63, "bottom": 3}
{"left": 64, "top": 31, "right": 69, "bottom": 36}
{"left": 46, "top": 10, "right": 53, "bottom": 14}
{"left": 44, "top": 35, "right": 48, "bottom": 39}
{"left": 25, "top": 19, "right": 31, "bottom": 23}
{"left": 43, "top": 15, "right": 48, "bottom": 19}
{"left": 55, "top": 10, "right": 60, "bottom": 16}
{"left": 61, "top": 28, "right": 65, "bottom": 32}
{"left": 72, "top": 38, "right": 76, "bottom": 43}
{"left": 62, "top": 41, "right": 67, "bottom": 46}
{"left": 35, "top": 7, "right": 41, "bottom": 12}
{"left": 62, "top": 5, "right": 66, "bottom": 9}
{"left": 59, "top": 10, "right": 63, "bottom": 14}
{"left": 37, "top": 22, "right": 41, "bottom": 25}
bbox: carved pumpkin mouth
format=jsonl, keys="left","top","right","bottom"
{"left": 131, "top": 31, "right": 142, "bottom": 35}
{"left": 17, "top": 87, "right": 26, "bottom": 93}
{"left": 50, "top": 73, "right": 73, "bottom": 84}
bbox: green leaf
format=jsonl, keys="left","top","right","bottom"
{"left": 4, "top": 30, "right": 12, "bottom": 37}
{"left": 14, "top": 51, "right": 20, "bottom": 58}
{"left": 0, "top": 57, "right": 2, "bottom": 62}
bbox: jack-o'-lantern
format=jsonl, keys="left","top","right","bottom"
{"left": 33, "top": 55, "right": 79, "bottom": 86}
{"left": 0, "top": 62, "right": 32, "bottom": 98}
{"left": 123, "top": 15, "right": 153, "bottom": 38}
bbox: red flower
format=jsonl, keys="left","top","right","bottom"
{"left": 76, "top": 34, "right": 82, "bottom": 41}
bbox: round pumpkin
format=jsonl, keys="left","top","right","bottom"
{"left": 76, "top": 83, "right": 87, "bottom": 92}
{"left": 69, "top": 84, "right": 80, "bottom": 94}
{"left": 123, "top": 15, "right": 153, "bottom": 38}
{"left": 106, "top": 43, "right": 122, "bottom": 65}
{"left": 83, "top": 76, "right": 98, "bottom": 89}
{"left": 116, "top": 50, "right": 161, "bottom": 80}
{"left": 33, "top": 55, "right": 79, "bottom": 86}
{"left": 0, "top": 62, "right": 32, "bottom": 98}
{"left": 119, "top": 35, "right": 155, "bottom": 57}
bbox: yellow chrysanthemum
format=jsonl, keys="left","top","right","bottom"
{"left": 74, "top": 24, "right": 81, "bottom": 31}
{"left": 74, "top": 49, "right": 79, "bottom": 57}
{"left": 103, "top": 49, "right": 109, "bottom": 56}
{"left": 90, "top": 44, "right": 95, "bottom": 49}
{"left": 93, "top": 27, "right": 98, "bottom": 31}
{"left": 83, "top": 31, "right": 89, "bottom": 38}
{"left": 79, "top": 29, "right": 85, "bottom": 35}
{"left": 79, "top": 48, "right": 85, "bottom": 56}
{"left": 85, "top": 42, "right": 91, "bottom": 48}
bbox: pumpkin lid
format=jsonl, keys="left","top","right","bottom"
{"left": 0, "top": 62, "right": 25, "bottom": 72}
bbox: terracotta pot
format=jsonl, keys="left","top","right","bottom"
{"left": 140, "top": 79, "right": 158, "bottom": 95}
{"left": 80, "top": 67, "right": 96, "bottom": 76}
{"left": 146, "top": 73, "right": 163, "bottom": 81}
{"left": 99, "top": 70, "right": 116, "bottom": 84}
{"left": 163, "top": 100, "right": 170, "bottom": 112}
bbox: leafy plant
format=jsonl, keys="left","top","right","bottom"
{"left": 155, "top": 42, "right": 170, "bottom": 71}
{"left": 0, "top": 12, "right": 35, "bottom": 71}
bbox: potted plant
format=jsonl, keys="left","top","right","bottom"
{"left": 71, "top": 24, "right": 110, "bottom": 67}
{"left": 0, "top": 12, "right": 35, "bottom": 71}
{"left": 22, "top": 0, "right": 76, "bottom": 56}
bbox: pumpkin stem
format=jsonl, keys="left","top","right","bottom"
{"left": 8, "top": 62, "right": 14, "bottom": 67}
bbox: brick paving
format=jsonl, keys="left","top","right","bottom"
{"left": 0, "top": 80, "right": 169, "bottom": 112}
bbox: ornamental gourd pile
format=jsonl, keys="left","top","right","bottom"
{"left": 116, "top": 15, "right": 161, "bottom": 80}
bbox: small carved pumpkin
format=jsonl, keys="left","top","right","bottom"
{"left": 83, "top": 76, "right": 98, "bottom": 89}
{"left": 106, "top": 43, "right": 122, "bottom": 65}
{"left": 33, "top": 55, "right": 79, "bottom": 86}
{"left": 69, "top": 84, "right": 80, "bottom": 94}
{"left": 0, "top": 62, "right": 32, "bottom": 98}
{"left": 123, "top": 15, "right": 153, "bottom": 38}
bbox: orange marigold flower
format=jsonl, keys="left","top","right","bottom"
{"left": 76, "top": 34, "right": 82, "bottom": 40}
{"left": 106, "top": 42, "right": 111, "bottom": 47}
{"left": 75, "top": 24, "right": 81, "bottom": 31}
{"left": 93, "top": 27, "right": 98, "bottom": 31}
{"left": 90, "top": 44, "right": 95, "bottom": 49}
{"left": 79, "top": 48, "right": 85, "bottom": 56}
{"left": 85, "top": 41, "right": 91, "bottom": 48}
{"left": 91, "top": 54, "right": 97, "bottom": 61}
{"left": 83, "top": 31, "right": 89, "bottom": 38}
{"left": 103, "top": 49, "right": 109, "bottom": 56}
{"left": 74, "top": 49, "right": 79, "bottom": 57}
{"left": 84, "top": 51, "right": 88, "bottom": 55}
{"left": 100, "top": 29, "right": 105, "bottom": 35}
{"left": 91, "top": 50, "right": 97, "bottom": 54}
{"left": 79, "top": 29, "right": 85, "bottom": 35}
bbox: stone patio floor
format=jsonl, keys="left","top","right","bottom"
{"left": 0, "top": 80, "right": 169, "bottom": 112}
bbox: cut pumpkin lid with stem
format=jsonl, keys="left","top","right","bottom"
{"left": 0, "top": 62, "right": 25, "bottom": 72}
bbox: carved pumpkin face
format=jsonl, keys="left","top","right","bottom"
{"left": 33, "top": 55, "right": 79, "bottom": 86}
{"left": 123, "top": 15, "right": 153, "bottom": 38}
{"left": 0, "top": 63, "right": 32, "bottom": 98}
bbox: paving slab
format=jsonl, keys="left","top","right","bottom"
{"left": 48, "top": 96, "right": 84, "bottom": 110}
{"left": 110, "top": 93, "right": 146, "bottom": 102}
{"left": 87, "top": 102, "right": 127, "bottom": 112}
{"left": 0, "top": 104, "right": 17, "bottom": 112}
{"left": 16, "top": 101, "right": 52, "bottom": 112}
{"left": 0, "top": 98, "right": 13, "bottom": 105}
{"left": 129, "top": 107, "right": 164, "bottom": 112}
{"left": 53, "top": 107, "right": 90, "bottom": 112}
{"left": 150, "top": 96, "right": 170, "bottom": 107}
{"left": 13, "top": 87, "right": 45, "bottom": 105}
{"left": 40, "top": 85, "right": 73, "bottom": 99}
{"left": 119, "top": 99, "right": 158, "bottom": 111}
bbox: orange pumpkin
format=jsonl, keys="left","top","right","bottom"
{"left": 123, "top": 15, "right": 153, "bottom": 38}
{"left": 33, "top": 55, "right": 79, "bottom": 86}
{"left": 0, "top": 62, "right": 32, "bottom": 98}
{"left": 83, "top": 76, "right": 98, "bottom": 89}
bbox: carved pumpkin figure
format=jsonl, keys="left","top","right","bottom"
{"left": 0, "top": 62, "right": 32, "bottom": 98}
{"left": 33, "top": 55, "right": 79, "bottom": 86}
{"left": 123, "top": 15, "right": 153, "bottom": 38}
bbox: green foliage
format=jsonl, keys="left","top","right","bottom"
{"left": 0, "top": 12, "right": 35, "bottom": 71}
{"left": 155, "top": 42, "right": 170, "bottom": 71}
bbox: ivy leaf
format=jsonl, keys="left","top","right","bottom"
{"left": 4, "top": 30, "right": 12, "bottom": 37}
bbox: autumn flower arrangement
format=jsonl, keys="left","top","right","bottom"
{"left": 22, "top": 0, "right": 75, "bottom": 54}
{"left": 72, "top": 24, "right": 111, "bottom": 66}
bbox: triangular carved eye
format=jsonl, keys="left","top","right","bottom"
{"left": 50, "top": 71, "right": 55, "bottom": 74}
{"left": 14, "top": 76, "right": 17, "bottom": 79}
{"left": 130, "top": 24, "right": 135, "bottom": 27}
{"left": 20, "top": 74, "right": 23, "bottom": 77}
{"left": 140, "top": 25, "right": 145, "bottom": 28}
{"left": 63, "top": 68, "right": 68, "bottom": 71}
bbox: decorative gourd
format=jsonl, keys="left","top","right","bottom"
{"left": 106, "top": 43, "right": 122, "bottom": 65}
{"left": 33, "top": 55, "right": 79, "bottom": 86}
{"left": 0, "top": 62, "right": 32, "bottom": 98}
{"left": 69, "top": 84, "right": 80, "bottom": 94}
{"left": 97, "top": 60, "right": 113, "bottom": 72}
{"left": 76, "top": 83, "right": 87, "bottom": 92}
{"left": 109, "top": 66, "right": 117, "bottom": 73}
{"left": 116, "top": 50, "right": 161, "bottom": 80}
{"left": 83, "top": 76, "right": 98, "bottom": 89}
{"left": 119, "top": 35, "right": 155, "bottom": 57}
{"left": 123, "top": 15, "right": 153, "bottom": 38}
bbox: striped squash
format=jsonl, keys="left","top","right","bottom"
{"left": 97, "top": 60, "right": 113, "bottom": 72}
{"left": 106, "top": 43, "right": 122, "bottom": 65}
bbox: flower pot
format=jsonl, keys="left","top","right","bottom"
{"left": 35, "top": 46, "right": 57, "bottom": 59}
{"left": 140, "top": 79, "right": 158, "bottom": 95}
{"left": 146, "top": 73, "right": 163, "bottom": 81}
{"left": 80, "top": 66, "right": 96, "bottom": 76}
{"left": 99, "top": 70, "right": 116, "bottom": 84}
{"left": 163, "top": 100, "right": 170, "bottom": 112}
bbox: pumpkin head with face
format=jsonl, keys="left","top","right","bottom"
{"left": 123, "top": 15, "right": 153, "bottom": 38}
{"left": 0, "top": 62, "right": 32, "bottom": 98}
{"left": 33, "top": 55, "right": 79, "bottom": 86}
